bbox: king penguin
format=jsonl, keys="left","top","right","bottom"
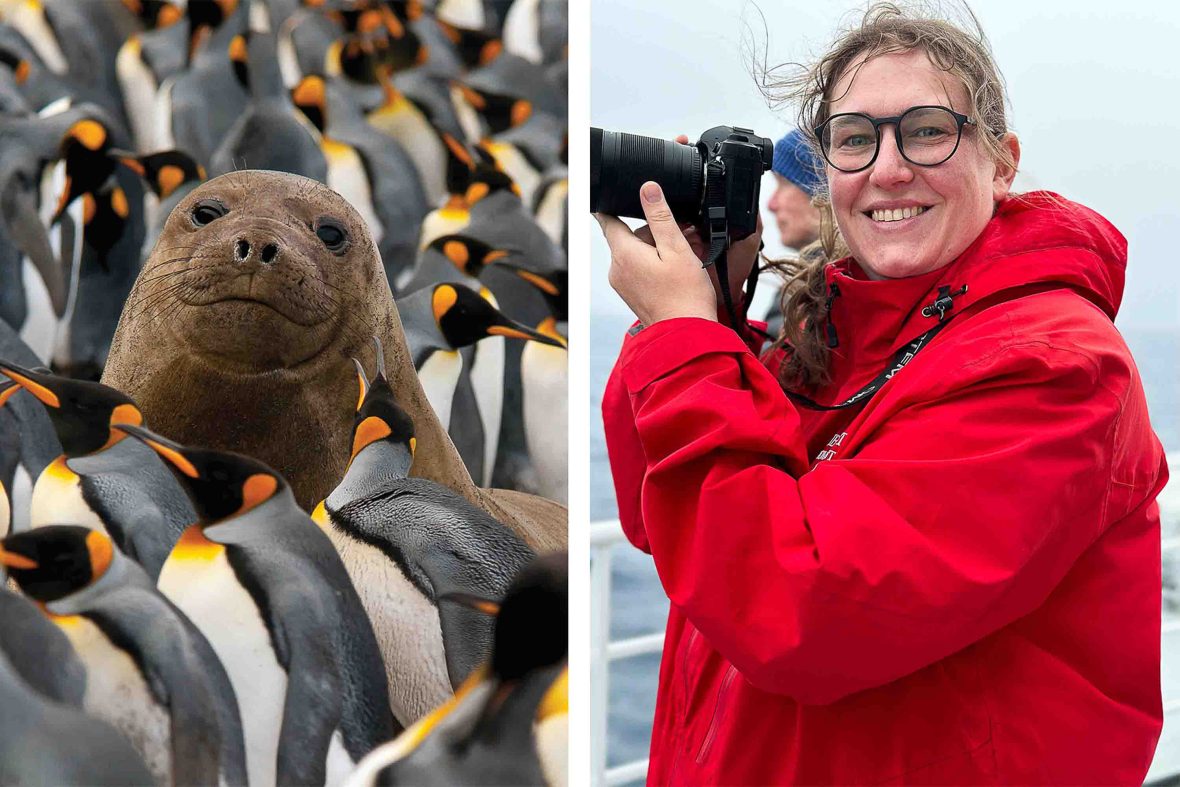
{"left": 0, "top": 322, "right": 60, "bottom": 534}
{"left": 397, "top": 281, "right": 562, "bottom": 485}
{"left": 0, "top": 646, "right": 154, "bottom": 787}
{"left": 343, "top": 551, "right": 568, "bottom": 787}
{"left": 1, "top": 525, "right": 248, "bottom": 787}
{"left": 312, "top": 344, "right": 534, "bottom": 725}
{"left": 0, "top": 359, "right": 194, "bottom": 579}
{"left": 116, "top": 422, "right": 397, "bottom": 787}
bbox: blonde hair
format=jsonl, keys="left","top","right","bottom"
{"left": 758, "top": 2, "right": 1015, "bottom": 390}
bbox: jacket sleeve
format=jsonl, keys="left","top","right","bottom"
{"left": 603, "top": 317, "right": 771, "bottom": 554}
{"left": 615, "top": 317, "right": 1138, "bottom": 704}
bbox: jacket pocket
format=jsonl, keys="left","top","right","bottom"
{"left": 695, "top": 663, "right": 739, "bottom": 764}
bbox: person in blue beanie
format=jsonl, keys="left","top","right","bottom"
{"left": 767, "top": 128, "right": 824, "bottom": 249}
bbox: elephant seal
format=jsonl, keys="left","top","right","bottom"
{"left": 102, "top": 170, "right": 564, "bottom": 552}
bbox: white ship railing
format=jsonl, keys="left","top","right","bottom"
{"left": 591, "top": 454, "right": 1180, "bottom": 787}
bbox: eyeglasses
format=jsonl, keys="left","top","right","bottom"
{"left": 814, "top": 106, "right": 976, "bottom": 173}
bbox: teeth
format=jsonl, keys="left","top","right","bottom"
{"left": 870, "top": 206, "right": 927, "bottom": 222}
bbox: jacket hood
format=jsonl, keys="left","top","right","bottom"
{"left": 822, "top": 191, "right": 1127, "bottom": 373}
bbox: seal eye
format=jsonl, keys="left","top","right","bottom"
{"left": 191, "top": 200, "right": 227, "bottom": 227}
{"left": 315, "top": 219, "right": 348, "bottom": 253}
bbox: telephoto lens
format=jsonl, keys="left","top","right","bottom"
{"left": 590, "top": 128, "right": 704, "bottom": 221}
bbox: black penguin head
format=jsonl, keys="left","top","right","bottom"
{"left": 0, "top": 360, "right": 143, "bottom": 458}
{"left": 427, "top": 234, "right": 510, "bottom": 278}
{"left": 122, "top": 0, "right": 184, "bottom": 29}
{"left": 117, "top": 150, "right": 206, "bottom": 200}
{"left": 54, "top": 118, "right": 117, "bottom": 221}
{"left": 492, "top": 552, "right": 568, "bottom": 681}
{"left": 431, "top": 284, "right": 566, "bottom": 350}
{"left": 350, "top": 367, "right": 416, "bottom": 463}
{"left": 0, "top": 526, "right": 115, "bottom": 603}
{"left": 113, "top": 423, "right": 285, "bottom": 523}
{"left": 291, "top": 75, "right": 328, "bottom": 134}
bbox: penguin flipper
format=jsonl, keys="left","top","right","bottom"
{"left": 275, "top": 645, "right": 346, "bottom": 787}
{"left": 437, "top": 597, "right": 496, "bottom": 690}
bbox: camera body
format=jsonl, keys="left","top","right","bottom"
{"left": 591, "top": 125, "right": 773, "bottom": 247}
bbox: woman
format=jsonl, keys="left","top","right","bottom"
{"left": 597, "top": 6, "right": 1168, "bottom": 785}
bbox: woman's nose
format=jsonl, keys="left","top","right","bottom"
{"left": 868, "top": 126, "right": 915, "bottom": 188}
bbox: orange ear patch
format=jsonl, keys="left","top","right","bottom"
{"left": 510, "top": 100, "right": 532, "bottom": 127}
{"left": 479, "top": 40, "right": 502, "bottom": 66}
{"left": 82, "top": 193, "right": 97, "bottom": 225}
{"left": 86, "top": 531, "right": 113, "bottom": 579}
{"left": 465, "top": 182, "right": 490, "bottom": 204}
{"left": 351, "top": 416, "right": 392, "bottom": 460}
{"left": 158, "top": 166, "right": 184, "bottom": 199}
{"left": 239, "top": 473, "right": 277, "bottom": 514}
{"left": 431, "top": 285, "right": 458, "bottom": 321}
{"left": 442, "top": 240, "right": 468, "bottom": 267}
{"left": 111, "top": 188, "right": 130, "bottom": 219}
{"left": 70, "top": 120, "right": 107, "bottom": 151}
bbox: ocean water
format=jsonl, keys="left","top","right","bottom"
{"left": 590, "top": 313, "right": 1180, "bottom": 779}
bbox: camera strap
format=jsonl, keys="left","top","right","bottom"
{"left": 701, "top": 157, "right": 744, "bottom": 329}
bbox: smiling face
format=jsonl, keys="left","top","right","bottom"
{"left": 825, "top": 49, "right": 1019, "bottom": 280}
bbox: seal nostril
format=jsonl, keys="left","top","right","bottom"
{"left": 235, "top": 239, "right": 250, "bottom": 260}
{"left": 260, "top": 244, "right": 278, "bottom": 264}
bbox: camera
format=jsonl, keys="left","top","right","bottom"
{"left": 590, "top": 125, "right": 773, "bottom": 247}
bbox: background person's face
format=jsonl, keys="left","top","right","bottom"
{"left": 766, "top": 173, "right": 821, "bottom": 250}
{"left": 826, "top": 49, "right": 1016, "bottom": 279}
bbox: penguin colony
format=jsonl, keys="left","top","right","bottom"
{"left": 0, "top": 0, "right": 568, "bottom": 784}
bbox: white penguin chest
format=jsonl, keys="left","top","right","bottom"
{"left": 325, "top": 524, "right": 451, "bottom": 725}
{"left": 469, "top": 336, "right": 505, "bottom": 488}
{"left": 0, "top": 481, "right": 8, "bottom": 538}
{"left": 30, "top": 458, "right": 105, "bottom": 531}
{"left": 159, "top": 550, "right": 287, "bottom": 787}
{"left": 418, "top": 350, "right": 462, "bottom": 432}
{"left": 522, "top": 343, "right": 568, "bottom": 502}
{"left": 56, "top": 615, "right": 171, "bottom": 785}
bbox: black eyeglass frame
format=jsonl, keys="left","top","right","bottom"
{"left": 813, "top": 105, "right": 976, "bottom": 173}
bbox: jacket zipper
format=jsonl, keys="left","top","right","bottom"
{"left": 682, "top": 627, "right": 700, "bottom": 698}
{"left": 695, "top": 664, "right": 738, "bottom": 764}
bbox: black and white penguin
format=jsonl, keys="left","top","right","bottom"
{"left": 343, "top": 551, "right": 568, "bottom": 786}
{"left": 1, "top": 525, "right": 249, "bottom": 787}
{"left": 0, "top": 647, "right": 154, "bottom": 787}
{"left": 0, "top": 359, "right": 193, "bottom": 579}
{"left": 398, "top": 281, "right": 562, "bottom": 485}
{"left": 115, "top": 422, "right": 397, "bottom": 787}
{"left": 312, "top": 347, "right": 534, "bottom": 725}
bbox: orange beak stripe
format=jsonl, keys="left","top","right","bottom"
{"left": 442, "top": 134, "right": 474, "bottom": 168}
{"left": 482, "top": 249, "right": 510, "bottom": 265}
{"left": 487, "top": 325, "right": 533, "bottom": 341}
{"left": 144, "top": 438, "right": 199, "bottom": 478}
{"left": 514, "top": 268, "right": 559, "bottom": 295}
{"left": 2, "top": 370, "right": 60, "bottom": 408}
{"left": 0, "top": 547, "right": 37, "bottom": 570}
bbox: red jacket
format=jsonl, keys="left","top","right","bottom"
{"left": 602, "top": 192, "right": 1168, "bottom": 785}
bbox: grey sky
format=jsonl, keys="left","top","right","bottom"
{"left": 590, "top": 1, "right": 1180, "bottom": 330}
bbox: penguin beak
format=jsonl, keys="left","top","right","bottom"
{"left": 0, "top": 545, "right": 37, "bottom": 570}
{"left": 486, "top": 316, "right": 566, "bottom": 349}
{"left": 439, "top": 591, "right": 501, "bottom": 616}
{"left": 111, "top": 423, "right": 200, "bottom": 479}
{"left": 0, "top": 360, "right": 62, "bottom": 408}
{"left": 503, "top": 264, "right": 561, "bottom": 297}
{"left": 0, "top": 380, "right": 20, "bottom": 407}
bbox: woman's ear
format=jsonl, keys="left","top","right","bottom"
{"left": 992, "top": 132, "right": 1021, "bottom": 201}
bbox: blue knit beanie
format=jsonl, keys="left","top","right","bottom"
{"left": 772, "top": 129, "right": 825, "bottom": 197}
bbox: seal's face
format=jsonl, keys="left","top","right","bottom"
{"left": 140, "top": 171, "right": 380, "bottom": 372}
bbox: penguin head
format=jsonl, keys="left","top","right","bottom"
{"left": 291, "top": 75, "right": 328, "bottom": 134}
{"left": 0, "top": 49, "right": 30, "bottom": 85}
{"left": 113, "top": 423, "right": 286, "bottom": 523}
{"left": 456, "top": 83, "right": 532, "bottom": 135}
{"left": 491, "top": 552, "right": 568, "bottom": 681}
{"left": 468, "top": 144, "right": 523, "bottom": 203}
{"left": 437, "top": 21, "right": 502, "bottom": 70}
{"left": 431, "top": 284, "right": 566, "bottom": 350}
{"left": 349, "top": 357, "right": 416, "bottom": 473}
{"left": 116, "top": 150, "right": 206, "bottom": 200}
{"left": 0, "top": 360, "right": 144, "bottom": 458}
{"left": 123, "top": 0, "right": 185, "bottom": 29}
{"left": 0, "top": 526, "right": 115, "bottom": 602}
{"left": 427, "top": 234, "right": 509, "bottom": 278}
{"left": 498, "top": 262, "right": 568, "bottom": 324}
{"left": 54, "top": 118, "right": 115, "bottom": 221}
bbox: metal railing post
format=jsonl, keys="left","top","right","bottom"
{"left": 590, "top": 540, "right": 613, "bottom": 786}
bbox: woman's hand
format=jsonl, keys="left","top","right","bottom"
{"left": 596, "top": 181, "right": 717, "bottom": 325}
